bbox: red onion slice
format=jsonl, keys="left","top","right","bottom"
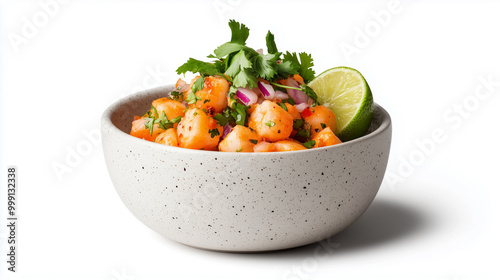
{"left": 221, "top": 124, "right": 233, "bottom": 140}
{"left": 257, "top": 81, "right": 276, "bottom": 100}
{"left": 178, "top": 84, "right": 189, "bottom": 92}
{"left": 295, "top": 102, "right": 309, "bottom": 113}
{"left": 274, "top": 90, "right": 289, "bottom": 100}
{"left": 236, "top": 87, "right": 258, "bottom": 105}
{"left": 285, "top": 78, "right": 309, "bottom": 104}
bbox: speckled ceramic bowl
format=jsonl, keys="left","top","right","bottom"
{"left": 101, "top": 85, "right": 392, "bottom": 252}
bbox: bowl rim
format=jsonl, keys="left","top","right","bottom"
{"left": 101, "top": 85, "right": 392, "bottom": 155}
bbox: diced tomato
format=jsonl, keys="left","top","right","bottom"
{"left": 301, "top": 107, "right": 313, "bottom": 118}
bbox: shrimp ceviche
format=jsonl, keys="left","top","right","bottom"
{"left": 130, "top": 20, "right": 342, "bottom": 152}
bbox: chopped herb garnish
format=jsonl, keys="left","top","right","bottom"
{"left": 287, "top": 97, "right": 296, "bottom": 105}
{"left": 151, "top": 105, "right": 159, "bottom": 119}
{"left": 144, "top": 118, "right": 155, "bottom": 136}
{"left": 303, "top": 140, "right": 316, "bottom": 149}
{"left": 144, "top": 106, "right": 181, "bottom": 136}
{"left": 193, "top": 112, "right": 198, "bottom": 116}
{"left": 265, "top": 121, "right": 276, "bottom": 127}
{"left": 214, "top": 113, "right": 230, "bottom": 126}
{"left": 170, "top": 91, "right": 182, "bottom": 101}
{"left": 230, "top": 103, "right": 248, "bottom": 126}
{"left": 277, "top": 102, "right": 288, "bottom": 111}
{"left": 236, "top": 148, "right": 243, "bottom": 152}
{"left": 249, "top": 139, "right": 258, "bottom": 144}
{"left": 320, "top": 123, "right": 327, "bottom": 129}
{"left": 204, "top": 99, "right": 211, "bottom": 104}
{"left": 209, "top": 128, "right": 220, "bottom": 138}
{"left": 186, "top": 91, "right": 202, "bottom": 104}
{"left": 293, "top": 119, "right": 305, "bottom": 130}
{"left": 295, "top": 129, "right": 311, "bottom": 142}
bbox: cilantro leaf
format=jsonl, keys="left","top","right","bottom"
{"left": 213, "top": 59, "right": 226, "bottom": 73}
{"left": 320, "top": 123, "right": 327, "bottom": 129}
{"left": 225, "top": 49, "right": 252, "bottom": 77}
{"left": 252, "top": 53, "right": 279, "bottom": 80}
{"left": 276, "top": 59, "right": 299, "bottom": 78}
{"left": 232, "top": 68, "right": 257, "bottom": 88}
{"left": 266, "top": 31, "right": 278, "bottom": 54}
{"left": 283, "top": 52, "right": 300, "bottom": 68}
{"left": 303, "top": 140, "right": 316, "bottom": 149}
{"left": 169, "top": 116, "right": 182, "bottom": 124}
{"left": 298, "top": 52, "right": 315, "bottom": 83}
{"left": 156, "top": 111, "right": 169, "bottom": 130}
{"left": 213, "top": 113, "right": 230, "bottom": 126}
{"left": 282, "top": 51, "right": 315, "bottom": 83}
{"left": 209, "top": 128, "right": 220, "bottom": 138}
{"left": 156, "top": 112, "right": 181, "bottom": 131}
{"left": 191, "top": 76, "right": 205, "bottom": 94}
{"left": 214, "top": 42, "right": 248, "bottom": 59}
{"left": 176, "top": 58, "right": 219, "bottom": 76}
{"left": 249, "top": 139, "right": 258, "bottom": 144}
{"left": 151, "top": 105, "right": 159, "bottom": 119}
{"left": 230, "top": 103, "right": 248, "bottom": 126}
{"left": 228, "top": 19, "right": 250, "bottom": 45}
{"left": 144, "top": 117, "right": 155, "bottom": 136}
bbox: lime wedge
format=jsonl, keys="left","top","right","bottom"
{"left": 308, "top": 66, "right": 373, "bottom": 142}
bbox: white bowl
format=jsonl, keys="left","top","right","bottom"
{"left": 101, "top": 85, "right": 392, "bottom": 252}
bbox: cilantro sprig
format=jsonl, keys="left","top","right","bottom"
{"left": 175, "top": 19, "right": 320, "bottom": 104}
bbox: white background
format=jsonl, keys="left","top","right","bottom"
{"left": 1, "top": 0, "right": 500, "bottom": 279}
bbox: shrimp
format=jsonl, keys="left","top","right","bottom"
{"left": 253, "top": 141, "right": 275, "bottom": 152}
{"left": 187, "top": 75, "right": 229, "bottom": 114}
{"left": 130, "top": 98, "right": 185, "bottom": 141}
{"left": 274, "top": 140, "right": 307, "bottom": 152}
{"left": 248, "top": 100, "right": 293, "bottom": 142}
{"left": 218, "top": 125, "right": 261, "bottom": 152}
{"left": 312, "top": 127, "right": 342, "bottom": 148}
{"left": 292, "top": 74, "right": 305, "bottom": 85}
{"left": 301, "top": 105, "right": 337, "bottom": 136}
{"left": 130, "top": 118, "right": 162, "bottom": 141}
{"left": 151, "top": 98, "right": 186, "bottom": 122}
{"left": 155, "top": 128, "right": 179, "bottom": 147}
{"left": 177, "top": 108, "right": 223, "bottom": 150}
{"left": 285, "top": 103, "right": 301, "bottom": 120}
